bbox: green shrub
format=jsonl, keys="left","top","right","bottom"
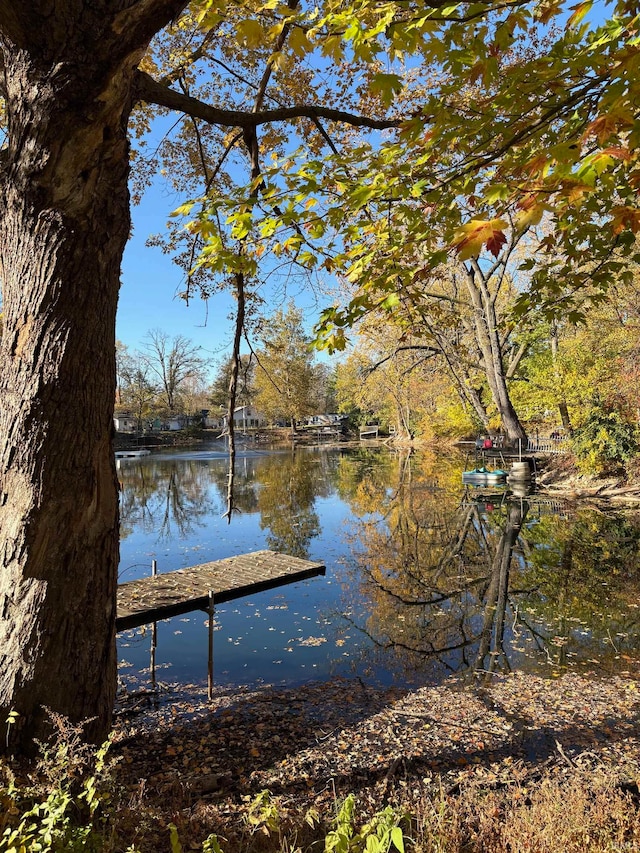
{"left": 325, "top": 793, "right": 408, "bottom": 853}
{"left": 571, "top": 407, "right": 639, "bottom": 475}
{"left": 169, "top": 792, "right": 408, "bottom": 853}
{"left": 0, "top": 713, "right": 114, "bottom": 853}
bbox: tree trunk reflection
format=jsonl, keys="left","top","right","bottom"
{"left": 474, "top": 499, "right": 527, "bottom": 676}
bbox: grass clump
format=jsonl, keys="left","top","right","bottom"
{"left": 419, "top": 771, "right": 640, "bottom": 852}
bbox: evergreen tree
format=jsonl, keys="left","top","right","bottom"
{"left": 254, "top": 304, "right": 317, "bottom": 432}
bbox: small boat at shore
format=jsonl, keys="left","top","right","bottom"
{"left": 462, "top": 467, "right": 508, "bottom": 486}
{"left": 115, "top": 449, "right": 151, "bottom": 458}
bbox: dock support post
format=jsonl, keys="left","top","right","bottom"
{"left": 150, "top": 621, "right": 157, "bottom": 690}
{"left": 150, "top": 562, "right": 158, "bottom": 691}
{"left": 207, "top": 590, "right": 215, "bottom": 700}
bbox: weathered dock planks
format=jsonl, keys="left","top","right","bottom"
{"left": 116, "top": 550, "right": 326, "bottom": 631}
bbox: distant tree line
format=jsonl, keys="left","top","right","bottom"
{"left": 115, "top": 330, "right": 211, "bottom": 430}
{"left": 116, "top": 306, "right": 338, "bottom": 433}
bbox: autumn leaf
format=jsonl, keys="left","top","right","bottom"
{"left": 486, "top": 229, "right": 508, "bottom": 257}
{"left": 566, "top": 0, "right": 593, "bottom": 28}
{"left": 610, "top": 205, "right": 640, "bottom": 235}
{"left": 451, "top": 219, "right": 509, "bottom": 260}
{"left": 288, "top": 26, "right": 312, "bottom": 56}
{"left": 520, "top": 153, "right": 550, "bottom": 178}
{"left": 557, "top": 179, "right": 594, "bottom": 203}
{"left": 535, "top": 0, "right": 564, "bottom": 23}
{"left": 514, "top": 202, "right": 545, "bottom": 231}
{"left": 583, "top": 111, "right": 634, "bottom": 145}
{"left": 236, "top": 18, "right": 265, "bottom": 47}
{"left": 601, "top": 146, "right": 631, "bottom": 161}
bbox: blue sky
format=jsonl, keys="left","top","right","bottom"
{"left": 117, "top": 182, "right": 238, "bottom": 362}
{"left": 117, "top": 175, "right": 337, "bottom": 374}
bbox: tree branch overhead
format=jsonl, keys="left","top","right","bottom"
{"left": 134, "top": 70, "right": 404, "bottom": 131}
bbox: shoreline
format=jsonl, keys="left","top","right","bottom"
{"left": 110, "top": 669, "right": 640, "bottom": 850}
{"left": 114, "top": 432, "right": 640, "bottom": 505}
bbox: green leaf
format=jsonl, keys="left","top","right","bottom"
{"left": 169, "top": 824, "right": 183, "bottom": 853}
{"left": 203, "top": 835, "right": 224, "bottom": 853}
{"left": 370, "top": 73, "right": 403, "bottom": 106}
{"left": 391, "top": 826, "right": 405, "bottom": 853}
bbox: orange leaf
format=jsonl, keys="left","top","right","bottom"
{"left": 610, "top": 205, "right": 640, "bottom": 235}
{"left": 451, "top": 218, "right": 509, "bottom": 260}
{"left": 520, "top": 153, "right": 549, "bottom": 177}
{"left": 486, "top": 230, "right": 508, "bottom": 257}
{"left": 558, "top": 179, "right": 594, "bottom": 203}
{"left": 601, "top": 146, "right": 631, "bottom": 161}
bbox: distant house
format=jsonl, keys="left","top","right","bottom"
{"left": 306, "top": 413, "right": 343, "bottom": 427}
{"left": 149, "top": 416, "right": 183, "bottom": 431}
{"left": 113, "top": 414, "right": 137, "bottom": 433}
{"left": 204, "top": 414, "right": 223, "bottom": 430}
{"left": 222, "top": 405, "right": 266, "bottom": 430}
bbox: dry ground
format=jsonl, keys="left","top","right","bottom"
{"left": 111, "top": 670, "right": 640, "bottom": 850}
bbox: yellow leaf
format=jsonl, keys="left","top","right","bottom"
{"left": 236, "top": 18, "right": 265, "bottom": 47}
{"left": 321, "top": 34, "right": 344, "bottom": 62}
{"left": 514, "top": 204, "right": 545, "bottom": 230}
{"left": 288, "top": 26, "right": 312, "bottom": 56}
{"left": 566, "top": 0, "right": 592, "bottom": 28}
{"left": 451, "top": 218, "right": 508, "bottom": 260}
{"left": 268, "top": 50, "right": 288, "bottom": 71}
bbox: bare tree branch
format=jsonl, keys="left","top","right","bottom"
{"left": 134, "top": 69, "right": 404, "bottom": 130}
{"left": 222, "top": 272, "right": 247, "bottom": 523}
{"left": 367, "top": 344, "right": 440, "bottom": 374}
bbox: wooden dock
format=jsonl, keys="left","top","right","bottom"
{"left": 116, "top": 550, "right": 326, "bottom": 631}
{"left": 359, "top": 425, "right": 379, "bottom": 439}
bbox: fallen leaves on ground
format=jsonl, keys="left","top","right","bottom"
{"left": 112, "top": 672, "right": 640, "bottom": 849}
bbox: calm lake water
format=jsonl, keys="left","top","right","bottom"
{"left": 116, "top": 444, "right": 640, "bottom": 696}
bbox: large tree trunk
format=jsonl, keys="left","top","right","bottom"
{"left": 0, "top": 2, "right": 184, "bottom": 753}
{"left": 464, "top": 262, "right": 527, "bottom": 445}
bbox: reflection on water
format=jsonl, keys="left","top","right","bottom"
{"left": 117, "top": 446, "right": 640, "bottom": 696}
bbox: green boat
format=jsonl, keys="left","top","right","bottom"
{"left": 462, "top": 467, "right": 508, "bottom": 486}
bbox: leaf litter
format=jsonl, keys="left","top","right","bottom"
{"left": 112, "top": 671, "right": 640, "bottom": 848}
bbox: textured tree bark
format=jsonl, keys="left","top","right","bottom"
{"left": 0, "top": 0, "right": 188, "bottom": 753}
{"left": 464, "top": 263, "right": 527, "bottom": 444}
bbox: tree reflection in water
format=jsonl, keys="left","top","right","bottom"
{"left": 257, "top": 450, "right": 321, "bottom": 558}
{"left": 474, "top": 498, "right": 526, "bottom": 675}
{"left": 116, "top": 447, "right": 640, "bottom": 691}
{"left": 118, "top": 458, "right": 217, "bottom": 543}
{"left": 340, "top": 450, "right": 640, "bottom": 682}
{"left": 118, "top": 448, "right": 324, "bottom": 561}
